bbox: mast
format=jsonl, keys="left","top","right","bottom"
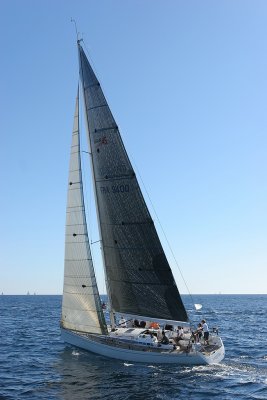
{"left": 78, "top": 41, "right": 116, "bottom": 327}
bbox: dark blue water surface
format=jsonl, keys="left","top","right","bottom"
{"left": 0, "top": 295, "right": 266, "bottom": 399}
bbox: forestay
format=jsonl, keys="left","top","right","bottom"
{"left": 61, "top": 90, "right": 107, "bottom": 334}
{"left": 79, "top": 44, "right": 188, "bottom": 322}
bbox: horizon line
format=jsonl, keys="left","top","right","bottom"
{"left": 1, "top": 293, "right": 266, "bottom": 296}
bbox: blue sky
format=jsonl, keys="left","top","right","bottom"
{"left": 1, "top": 0, "right": 266, "bottom": 294}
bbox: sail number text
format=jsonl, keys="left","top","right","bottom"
{"left": 100, "top": 185, "right": 130, "bottom": 194}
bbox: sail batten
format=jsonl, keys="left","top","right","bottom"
{"left": 61, "top": 88, "right": 107, "bottom": 334}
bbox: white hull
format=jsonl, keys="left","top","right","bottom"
{"left": 61, "top": 328, "right": 225, "bottom": 365}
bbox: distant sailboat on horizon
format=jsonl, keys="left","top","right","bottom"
{"left": 60, "top": 40, "right": 225, "bottom": 365}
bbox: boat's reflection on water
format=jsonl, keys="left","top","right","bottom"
{"left": 55, "top": 346, "right": 177, "bottom": 400}
{"left": 55, "top": 348, "right": 107, "bottom": 400}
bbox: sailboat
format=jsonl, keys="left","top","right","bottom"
{"left": 60, "top": 40, "right": 225, "bottom": 365}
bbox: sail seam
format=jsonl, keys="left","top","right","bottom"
{"left": 65, "top": 258, "right": 92, "bottom": 261}
{"left": 95, "top": 175, "right": 135, "bottom": 182}
{"left": 62, "top": 325, "right": 104, "bottom": 330}
{"left": 107, "top": 279, "right": 173, "bottom": 285}
{"left": 63, "top": 321, "right": 103, "bottom": 327}
{"left": 63, "top": 297, "right": 99, "bottom": 302}
{"left": 66, "top": 223, "right": 86, "bottom": 226}
{"left": 84, "top": 82, "right": 100, "bottom": 89}
{"left": 65, "top": 238, "right": 89, "bottom": 241}
{"left": 94, "top": 126, "right": 118, "bottom": 133}
{"left": 64, "top": 274, "right": 93, "bottom": 278}
{"left": 102, "top": 245, "right": 148, "bottom": 250}
{"left": 63, "top": 284, "right": 96, "bottom": 289}
{"left": 99, "top": 221, "right": 152, "bottom": 226}
{"left": 88, "top": 104, "right": 107, "bottom": 110}
{"left": 66, "top": 205, "right": 85, "bottom": 209}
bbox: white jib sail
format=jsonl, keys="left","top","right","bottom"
{"left": 61, "top": 89, "right": 107, "bottom": 334}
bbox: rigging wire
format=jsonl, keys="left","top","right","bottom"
{"left": 133, "top": 161, "right": 197, "bottom": 313}
{"left": 79, "top": 89, "right": 96, "bottom": 271}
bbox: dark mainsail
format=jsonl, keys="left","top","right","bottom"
{"left": 78, "top": 43, "right": 188, "bottom": 322}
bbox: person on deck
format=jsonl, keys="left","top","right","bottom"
{"left": 174, "top": 326, "right": 184, "bottom": 344}
{"left": 149, "top": 321, "right": 160, "bottom": 330}
{"left": 133, "top": 319, "right": 140, "bottom": 327}
{"left": 193, "top": 323, "right": 203, "bottom": 342}
{"left": 119, "top": 316, "right": 127, "bottom": 328}
{"left": 160, "top": 330, "right": 170, "bottom": 345}
{"left": 201, "top": 319, "right": 209, "bottom": 345}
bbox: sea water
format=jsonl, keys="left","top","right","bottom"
{"left": 0, "top": 295, "right": 266, "bottom": 400}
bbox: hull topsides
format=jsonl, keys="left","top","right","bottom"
{"left": 61, "top": 328, "right": 225, "bottom": 365}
